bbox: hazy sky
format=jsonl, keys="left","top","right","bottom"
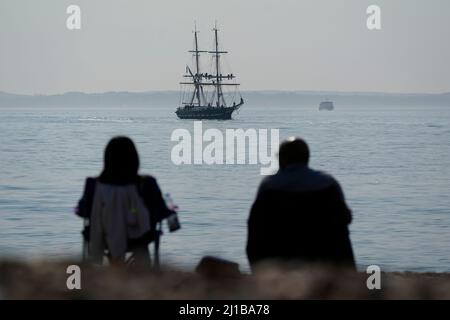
{"left": 1, "top": 0, "right": 450, "bottom": 94}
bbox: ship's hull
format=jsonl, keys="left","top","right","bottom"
{"left": 175, "top": 103, "right": 242, "bottom": 120}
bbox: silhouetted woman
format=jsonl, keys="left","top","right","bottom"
{"left": 76, "top": 136, "right": 172, "bottom": 266}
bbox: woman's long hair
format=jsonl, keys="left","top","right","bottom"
{"left": 99, "top": 136, "right": 140, "bottom": 185}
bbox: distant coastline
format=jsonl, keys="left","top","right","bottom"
{"left": 1, "top": 90, "right": 450, "bottom": 107}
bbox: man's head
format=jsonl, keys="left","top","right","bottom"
{"left": 278, "top": 137, "right": 310, "bottom": 169}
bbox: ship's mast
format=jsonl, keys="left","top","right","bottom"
{"left": 193, "top": 25, "right": 201, "bottom": 106}
{"left": 187, "top": 23, "right": 207, "bottom": 106}
{"left": 214, "top": 26, "right": 220, "bottom": 107}
{"left": 212, "top": 24, "right": 226, "bottom": 107}
{"left": 194, "top": 26, "right": 200, "bottom": 76}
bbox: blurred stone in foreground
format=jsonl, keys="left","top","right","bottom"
{"left": 195, "top": 256, "right": 241, "bottom": 278}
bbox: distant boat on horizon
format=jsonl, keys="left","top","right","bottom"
{"left": 319, "top": 100, "right": 334, "bottom": 111}
{"left": 175, "top": 24, "right": 244, "bottom": 120}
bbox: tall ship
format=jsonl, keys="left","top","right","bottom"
{"left": 176, "top": 24, "right": 244, "bottom": 120}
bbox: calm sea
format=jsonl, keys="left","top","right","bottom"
{"left": 1, "top": 103, "right": 449, "bottom": 272}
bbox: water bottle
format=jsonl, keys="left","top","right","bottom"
{"left": 164, "top": 193, "right": 181, "bottom": 232}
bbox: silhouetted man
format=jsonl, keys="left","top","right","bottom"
{"left": 246, "top": 137, "right": 355, "bottom": 271}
